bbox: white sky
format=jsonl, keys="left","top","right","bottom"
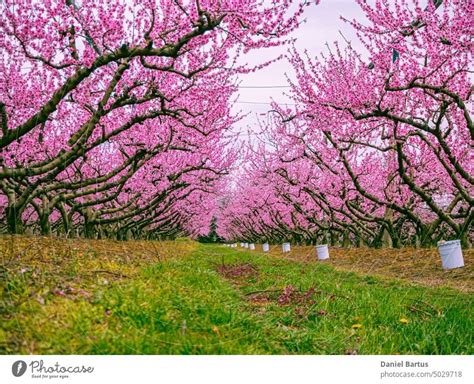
{"left": 232, "top": 0, "right": 370, "bottom": 135}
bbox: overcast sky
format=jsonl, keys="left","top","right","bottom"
{"left": 232, "top": 0, "right": 370, "bottom": 135}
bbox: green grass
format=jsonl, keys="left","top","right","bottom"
{"left": 1, "top": 241, "right": 472, "bottom": 354}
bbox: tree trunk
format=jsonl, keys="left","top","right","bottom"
{"left": 459, "top": 231, "right": 472, "bottom": 249}
{"left": 381, "top": 209, "right": 393, "bottom": 248}
{"left": 342, "top": 230, "right": 351, "bottom": 247}
{"left": 39, "top": 211, "right": 51, "bottom": 235}
{"left": 57, "top": 203, "right": 71, "bottom": 237}
{"left": 84, "top": 219, "right": 96, "bottom": 239}
{"left": 6, "top": 205, "right": 24, "bottom": 234}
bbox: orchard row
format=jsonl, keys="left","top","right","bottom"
{"left": 217, "top": 0, "right": 472, "bottom": 248}
{"left": 0, "top": 0, "right": 306, "bottom": 238}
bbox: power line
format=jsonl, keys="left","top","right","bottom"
{"left": 238, "top": 85, "right": 290, "bottom": 89}
{"left": 235, "top": 101, "right": 296, "bottom": 105}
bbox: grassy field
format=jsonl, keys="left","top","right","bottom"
{"left": 1, "top": 236, "right": 473, "bottom": 354}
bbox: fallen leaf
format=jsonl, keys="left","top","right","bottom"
{"left": 351, "top": 323, "right": 363, "bottom": 329}
{"left": 52, "top": 289, "right": 66, "bottom": 296}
